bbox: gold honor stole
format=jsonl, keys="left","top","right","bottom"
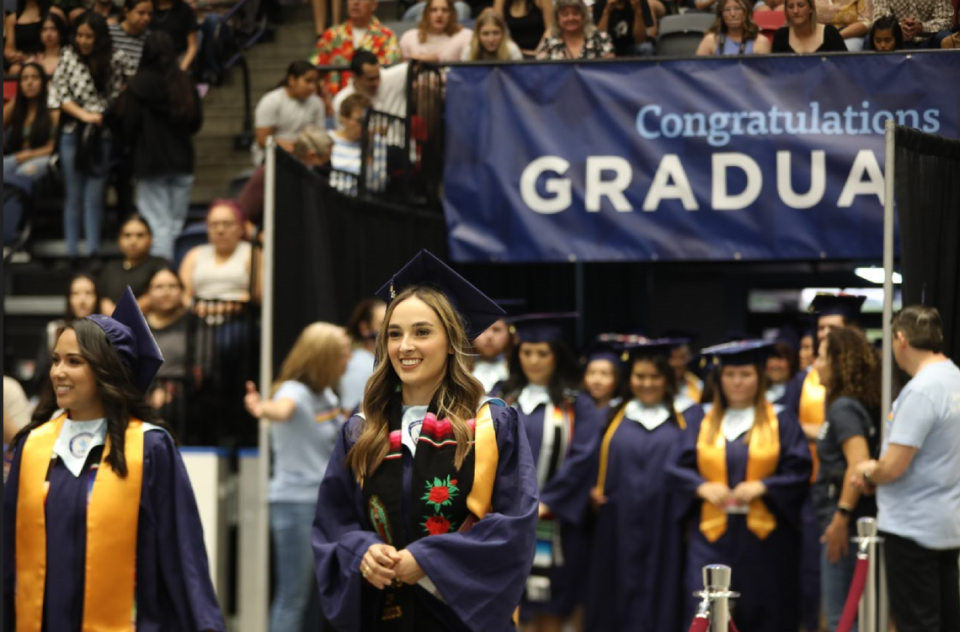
{"left": 697, "top": 404, "right": 779, "bottom": 543}
{"left": 799, "top": 368, "right": 826, "bottom": 483}
{"left": 595, "top": 406, "right": 686, "bottom": 495}
{"left": 465, "top": 403, "right": 498, "bottom": 522}
{"left": 685, "top": 373, "right": 703, "bottom": 404}
{"left": 16, "top": 413, "right": 145, "bottom": 632}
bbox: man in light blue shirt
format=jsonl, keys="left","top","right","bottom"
{"left": 853, "top": 305, "right": 960, "bottom": 632}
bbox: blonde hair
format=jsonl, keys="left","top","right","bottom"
{"left": 787, "top": 0, "right": 817, "bottom": 31}
{"left": 467, "top": 9, "right": 514, "bottom": 61}
{"left": 708, "top": 0, "right": 760, "bottom": 39}
{"left": 418, "top": 0, "right": 463, "bottom": 43}
{"left": 345, "top": 286, "right": 485, "bottom": 483}
{"left": 293, "top": 126, "right": 333, "bottom": 161}
{"left": 271, "top": 322, "right": 347, "bottom": 397}
{"left": 705, "top": 363, "right": 772, "bottom": 444}
{"left": 550, "top": 0, "right": 597, "bottom": 38}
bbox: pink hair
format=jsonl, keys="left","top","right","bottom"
{"left": 208, "top": 199, "right": 246, "bottom": 224}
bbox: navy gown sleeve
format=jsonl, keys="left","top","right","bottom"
{"left": 312, "top": 417, "right": 385, "bottom": 632}
{"left": 146, "top": 431, "right": 227, "bottom": 632}
{"left": 404, "top": 404, "right": 539, "bottom": 631}
{"left": 759, "top": 411, "right": 812, "bottom": 529}
{"left": 666, "top": 412, "right": 709, "bottom": 522}
{"left": 781, "top": 371, "right": 805, "bottom": 418}
{"left": 538, "top": 393, "right": 601, "bottom": 525}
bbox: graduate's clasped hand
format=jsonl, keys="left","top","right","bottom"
{"left": 361, "top": 544, "right": 425, "bottom": 590}
{"left": 696, "top": 481, "right": 767, "bottom": 509}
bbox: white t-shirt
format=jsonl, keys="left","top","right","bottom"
{"left": 399, "top": 28, "right": 473, "bottom": 60}
{"left": 457, "top": 39, "right": 523, "bottom": 61}
{"left": 252, "top": 87, "right": 326, "bottom": 164}
{"left": 332, "top": 62, "right": 409, "bottom": 128}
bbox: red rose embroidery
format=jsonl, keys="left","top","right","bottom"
{"left": 450, "top": 479, "right": 458, "bottom": 486}
{"left": 424, "top": 515, "right": 451, "bottom": 536}
{"left": 428, "top": 486, "right": 450, "bottom": 504}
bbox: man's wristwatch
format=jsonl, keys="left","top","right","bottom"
{"left": 836, "top": 505, "right": 853, "bottom": 519}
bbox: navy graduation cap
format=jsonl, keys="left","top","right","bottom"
{"left": 86, "top": 287, "right": 164, "bottom": 392}
{"left": 584, "top": 342, "right": 623, "bottom": 366}
{"left": 700, "top": 339, "right": 776, "bottom": 367}
{"left": 808, "top": 293, "right": 866, "bottom": 320}
{"left": 627, "top": 337, "right": 691, "bottom": 360}
{"left": 374, "top": 250, "right": 505, "bottom": 340}
{"left": 506, "top": 313, "right": 578, "bottom": 343}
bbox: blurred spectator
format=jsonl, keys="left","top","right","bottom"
{"left": 121, "top": 31, "right": 202, "bottom": 259}
{"left": 243, "top": 322, "right": 351, "bottom": 632}
{"left": 872, "top": 0, "right": 953, "bottom": 46}
{"left": 799, "top": 331, "right": 815, "bottom": 371}
{"left": 180, "top": 200, "right": 262, "bottom": 307}
{"left": 697, "top": 0, "right": 772, "bottom": 54}
{"left": 252, "top": 60, "right": 325, "bottom": 165}
{"left": 3, "top": 62, "right": 59, "bottom": 182}
{"left": 593, "top": 0, "right": 657, "bottom": 57}
{"left": 330, "top": 93, "right": 369, "bottom": 193}
{"left": 814, "top": 0, "right": 871, "bottom": 50}
{"left": 97, "top": 214, "right": 169, "bottom": 314}
{"left": 237, "top": 126, "right": 333, "bottom": 227}
{"left": 330, "top": 50, "right": 407, "bottom": 128}
{"left": 310, "top": 0, "right": 340, "bottom": 40}
{"left": 43, "top": 272, "right": 101, "bottom": 357}
{"left": 108, "top": 0, "right": 153, "bottom": 68}
{"left": 145, "top": 267, "right": 191, "bottom": 410}
{"left": 765, "top": 342, "right": 799, "bottom": 406}
{"left": 772, "top": 0, "right": 848, "bottom": 51}
{"left": 940, "top": 2, "right": 959, "bottom": 46}
{"left": 403, "top": 0, "right": 472, "bottom": 22}
{"left": 458, "top": 9, "right": 524, "bottom": 59}
{"left": 865, "top": 13, "right": 905, "bottom": 49}
{"left": 4, "top": 376, "right": 32, "bottom": 445}
{"left": 48, "top": 11, "right": 136, "bottom": 259}
{"left": 35, "top": 12, "right": 67, "bottom": 76}
{"left": 338, "top": 297, "right": 385, "bottom": 412}
{"left": 310, "top": 0, "right": 400, "bottom": 97}
{"left": 149, "top": 0, "right": 199, "bottom": 70}
{"left": 495, "top": 0, "right": 553, "bottom": 55}
{"left": 535, "top": 0, "right": 615, "bottom": 58}
{"left": 4, "top": 0, "right": 66, "bottom": 74}
{"left": 399, "top": 0, "right": 474, "bottom": 61}
{"left": 89, "top": 0, "right": 123, "bottom": 23}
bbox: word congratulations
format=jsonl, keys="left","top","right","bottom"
{"left": 636, "top": 102, "right": 941, "bottom": 148}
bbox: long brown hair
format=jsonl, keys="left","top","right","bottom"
{"left": 11, "top": 320, "right": 172, "bottom": 477}
{"left": 418, "top": 0, "right": 463, "bottom": 43}
{"left": 705, "top": 363, "right": 772, "bottom": 444}
{"left": 345, "top": 286, "right": 485, "bottom": 483}
{"left": 271, "top": 322, "right": 347, "bottom": 397}
{"left": 822, "top": 328, "right": 881, "bottom": 414}
{"left": 708, "top": 0, "right": 760, "bottom": 39}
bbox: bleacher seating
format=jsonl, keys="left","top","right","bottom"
{"left": 657, "top": 12, "right": 716, "bottom": 56}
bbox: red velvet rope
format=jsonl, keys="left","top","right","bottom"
{"left": 835, "top": 556, "right": 870, "bottom": 632}
{"left": 729, "top": 619, "right": 740, "bottom": 632}
{"left": 687, "top": 617, "right": 710, "bottom": 632}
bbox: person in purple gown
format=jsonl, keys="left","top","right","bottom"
{"left": 668, "top": 340, "right": 812, "bottom": 632}
{"left": 312, "top": 250, "right": 539, "bottom": 632}
{"left": 585, "top": 339, "right": 704, "bottom": 632}
{"left": 3, "top": 287, "right": 226, "bottom": 632}
{"left": 498, "top": 313, "right": 602, "bottom": 632}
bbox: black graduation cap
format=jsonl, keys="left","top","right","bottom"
{"left": 86, "top": 287, "right": 164, "bottom": 392}
{"left": 699, "top": 340, "right": 776, "bottom": 367}
{"left": 808, "top": 293, "right": 866, "bottom": 320}
{"left": 492, "top": 298, "right": 527, "bottom": 317}
{"left": 506, "top": 313, "right": 578, "bottom": 343}
{"left": 627, "top": 337, "right": 691, "bottom": 361}
{"left": 584, "top": 342, "right": 623, "bottom": 366}
{"left": 374, "top": 250, "right": 505, "bottom": 340}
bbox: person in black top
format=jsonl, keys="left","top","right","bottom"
{"left": 772, "top": 0, "right": 848, "bottom": 52}
{"left": 496, "top": 0, "right": 552, "bottom": 55}
{"left": 97, "top": 215, "right": 171, "bottom": 314}
{"left": 119, "top": 31, "right": 202, "bottom": 260}
{"left": 813, "top": 327, "right": 880, "bottom": 632}
{"left": 593, "top": 0, "right": 656, "bottom": 56}
{"left": 149, "top": 0, "right": 198, "bottom": 71}
{"left": 4, "top": 0, "right": 66, "bottom": 74}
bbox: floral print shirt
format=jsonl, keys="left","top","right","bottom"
{"left": 310, "top": 18, "right": 401, "bottom": 96}
{"left": 535, "top": 31, "right": 615, "bottom": 60}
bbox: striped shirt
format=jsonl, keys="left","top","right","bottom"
{"left": 108, "top": 23, "right": 147, "bottom": 69}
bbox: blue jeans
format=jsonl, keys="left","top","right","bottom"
{"left": 137, "top": 174, "right": 195, "bottom": 260}
{"left": 4, "top": 154, "right": 51, "bottom": 181}
{"left": 60, "top": 130, "right": 110, "bottom": 257}
{"left": 269, "top": 501, "right": 323, "bottom": 632}
{"left": 821, "top": 538, "right": 859, "bottom": 632}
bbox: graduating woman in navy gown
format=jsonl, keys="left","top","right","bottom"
{"left": 667, "top": 341, "right": 812, "bottom": 632}
{"left": 581, "top": 343, "right": 623, "bottom": 412}
{"left": 312, "top": 250, "right": 539, "bottom": 632}
{"left": 585, "top": 339, "right": 704, "bottom": 632}
{"left": 499, "top": 314, "right": 601, "bottom": 631}
{"left": 3, "top": 287, "right": 225, "bottom": 632}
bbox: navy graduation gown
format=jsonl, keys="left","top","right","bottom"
{"left": 312, "top": 404, "right": 539, "bottom": 632}
{"left": 516, "top": 392, "right": 601, "bottom": 619}
{"left": 584, "top": 404, "right": 704, "bottom": 632}
{"left": 667, "top": 410, "right": 812, "bottom": 632}
{"left": 3, "top": 429, "right": 226, "bottom": 632}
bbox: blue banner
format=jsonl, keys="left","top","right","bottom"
{"left": 443, "top": 53, "right": 959, "bottom": 263}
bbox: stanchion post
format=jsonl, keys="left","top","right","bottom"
{"left": 855, "top": 517, "right": 884, "bottom": 632}
{"left": 697, "top": 564, "right": 739, "bottom": 632}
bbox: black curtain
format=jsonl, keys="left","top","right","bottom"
{"left": 272, "top": 151, "right": 447, "bottom": 373}
{"left": 895, "top": 126, "right": 960, "bottom": 362}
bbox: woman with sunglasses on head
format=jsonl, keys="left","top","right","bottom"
{"left": 313, "top": 250, "right": 539, "bottom": 631}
